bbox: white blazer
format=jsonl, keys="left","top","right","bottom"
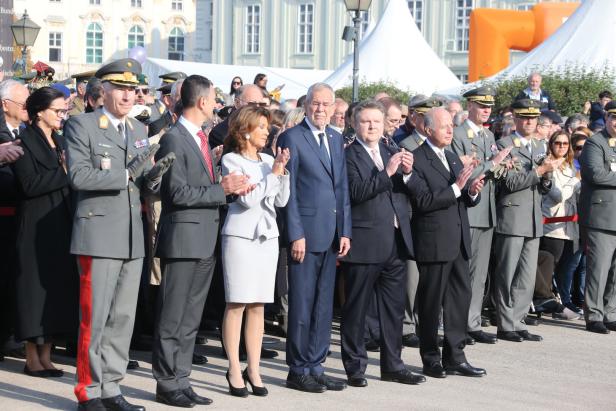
{"left": 221, "top": 152, "right": 290, "bottom": 240}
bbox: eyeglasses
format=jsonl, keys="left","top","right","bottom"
{"left": 232, "top": 81, "right": 242, "bottom": 85}
{"left": 574, "top": 145, "right": 584, "bottom": 151}
{"left": 552, "top": 141, "right": 569, "bottom": 147}
{"left": 4, "top": 99, "right": 26, "bottom": 109}
{"left": 48, "top": 107, "right": 68, "bottom": 116}
{"left": 135, "top": 88, "right": 149, "bottom": 95}
{"left": 240, "top": 99, "right": 268, "bottom": 107}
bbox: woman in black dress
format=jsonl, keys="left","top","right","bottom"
{"left": 11, "top": 86, "right": 78, "bottom": 377}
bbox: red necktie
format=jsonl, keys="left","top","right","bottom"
{"left": 197, "top": 130, "right": 214, "bottom": 181}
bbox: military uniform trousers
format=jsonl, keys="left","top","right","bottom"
{"left": 467, "top": 227, "right": 494, "bottom": 332}
{"left": 403, "top": 259, "right": 419, "bottom": 335}
{"left": 493, "top": 234, "right": 540, "bottom": 332}
{"left": 584, "top": 228, "right": 616, "bottom": 323}
{"left": 75, "top": 256, "right": 143, "bottom": 402}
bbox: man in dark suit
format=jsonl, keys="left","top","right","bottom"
{"left": 341, "top": 100, "right": 425, "bottom": 387}
{"left": 277, "top": 82, "right": 352, "bottom": 393}
{"left": 408, "top": 107, "right": 486, "bottom": 379}
{"left": 152, "top": 75, "right": 253, "bottom": 407}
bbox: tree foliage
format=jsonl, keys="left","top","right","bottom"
{"left": 335, "top": 80, "right": 413, "bottom": 105}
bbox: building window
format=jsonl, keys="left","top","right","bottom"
{"left": 172, "top": 0, "right": 183, "bottom": 11}
{"left": 128, "top": 25, "right": 144, "bottom": 49}
{"left": 456, "top": 73, "right": 468, "bottom": 83}
{"left": 516, "top": 2, "right": 536, "bottom": 11}
{"left": 131, "top": 0, "right": 142, "bottom": 7}
{"left": 49, "top": 0, "right": 61, "bottom": 3}
{"left": 454, "top": 0, "right": 473, "bottom": 51}
{"left": 86, "top": 22, "right": 103, "bottom": 64}
{"left": 49, "top": 32, "right": 62, "bottom": 62}
{"left": 208, "top": 27, "right": 213, "bottom": 50}
{"left": 89, "top": 0, "right": 100, "bottom": 4}
{"left": 245, "top": 4, "right": 260, "bottom": 54}
{"left": 168, "top": 27, "right": 184, "bottom": 60}
{"left": 407, "top": 0, "right": 423, "bottom": 31}
{"left": 357, "top": 11, "right": 371, "bottom": 40}
{"left": 297, "top": 3, "right": 314, "bottom": 54}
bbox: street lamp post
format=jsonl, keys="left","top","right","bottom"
{"left": 343, "top": 0, "right": 372, "bottom": 103}
{"left": 10, "top": 10, "right": 41, "bottom": 76}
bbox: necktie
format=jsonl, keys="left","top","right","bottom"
{"left": 318, "top": 132, "right": 331, "bottom": 171}
{"left": 12, "top": 128, "right": 19, "bottom": 139}
{"left": 117, "top": 123, "right": 126, "bottom": 143}
{"left": 371, "top": 148, "right": 398, "bottom": 228}
{"left": 437, "top": 150, "right": 450, "bottom": 172}
{"left": 197, "top": 130, "right": 215, "bottom": 181}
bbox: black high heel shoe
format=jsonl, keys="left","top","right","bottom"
{"left": 242, "top": 368, "right": 268, "bottom": 397}
{"left": 226, "top": 370, "right": 249, "bottom": 397}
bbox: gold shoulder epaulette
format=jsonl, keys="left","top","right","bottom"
{"left": 99, "top": 115, "right": 109, "bottom": 129}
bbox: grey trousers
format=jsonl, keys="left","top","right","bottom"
{"left": 152, "top": 257, "right": 215, "bottom": 392}
{"left": 585, "top": 228, "right": 616, "bottom": 323}
{"left": 402, "top": 260, "right": 419, "bottom": 335}
{"left": 75, "top": 256, "right": 143, "bottom": 402}
{"left": 467, "top": 227, "right": 494, "bottom": 332}
{"left": 493, "top": 234, "right": 539, "bottom": 332}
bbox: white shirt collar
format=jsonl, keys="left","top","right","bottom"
{"left": 514, "top": 131, "right": 530, "bottom": 147}
{"left": 329, "top": 124, "right": 343, "bottom": 134}
{"left": 465, "top": 119, "right": 482, "bottom": 134}
{"left": 178, "top": 115, "right": 204, "bottom": 148}
{"left": 416, "top": 131, "right": 428, "bottom": 141}
{"left": 356, "top": 136, "right": 380, "bottom": 156}
{"left": 305, "top": 117, "right": 330, "bottom": 154}
{"left": 424, "top": 137, "right": 447, "bottom": 158}
{"left": 102, "top": 107, "right": 125, "bottom": 130}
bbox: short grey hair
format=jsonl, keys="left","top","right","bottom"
{"left": 283, "top": 107, "right": 305, "bottom": 127}
{"left": 538, "top": 114, "right": 552, "bottom": 126}
{"left": 423, "top": 107, "right": 448, "bottom": 132}
{"left": 0, "top": 79, "right": 24, "bottom": 100}
{"left": 353, "top": 100, "right": 385, "bottom": 125}
{"left": 171, "top": 79, "right": 184, "bottom": 101}
{"left": 237, "top": 84, "right": 261, "bottom": 100}
{"left": 528, "top": 72, "right": 542, "bottom": 81}
{"left": 305, "top": 82, "right": 335, "bottom": 105}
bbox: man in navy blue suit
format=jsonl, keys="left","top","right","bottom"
{"left": 277, "top": 83, "right": 352, "bottom": 393}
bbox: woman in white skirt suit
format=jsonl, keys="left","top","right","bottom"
{"left": 221, "top": 105, "right": 290, "bottom": 396}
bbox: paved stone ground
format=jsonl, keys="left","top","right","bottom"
{"left": 0, "top": 317, "right": 613, "bottom": 411}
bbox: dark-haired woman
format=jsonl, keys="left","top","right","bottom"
{"left": 229, "top": 76, "right": 243, "bottom": 99}
{"left": 220, "top": 106, "right": 290, "bottom": 397}
{"left": 253, "top": 73, "right": 268, "bottom": 94}
{"left": 11, "top": 86, "right": 79, "bottom": 377}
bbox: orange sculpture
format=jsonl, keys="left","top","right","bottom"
{"left": 468, "top": 3, "right": 579, "bottom": 82}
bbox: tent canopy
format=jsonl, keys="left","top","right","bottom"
{"left": 438, "top": 0, "right": 616, "bottom": 96}
{"left": 143, "top": 58, "right": 332, "bottom": 101}
{"left": 324, "top": 0, "right": 462, "bottom": 95}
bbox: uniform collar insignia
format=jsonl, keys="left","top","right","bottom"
{"left": 513, "top": 137, "right": 521, "bottom": 148}
{"left": 609, "top": 137, "right": 616, "bottom": 147}
{"left": 467, "top": 127, "right": 474, "bottom": 139}
{"left": 99, "top": 115, "right": 109, "bottom": 129}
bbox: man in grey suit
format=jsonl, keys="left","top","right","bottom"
{"left": 66, "top": 59, "right": 174, "bottom": 411}
{"left": 450, "top": 86, "right": 511, "bottom": 345}
{"left": 152, "top": 75, "right": 253, "bottom": 408}
{"left": 493, "top": 99, "right": 563, "bottom": 343}
{"left": 579, "top": 101, "right": 616, "bottom": 334}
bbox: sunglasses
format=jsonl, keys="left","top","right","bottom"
{"left": 552, "top": 141, "right": 569, "bottom": 147}
{"left": 135, "top": 88, "right": 149, "bottom": 95}
{"left": 574, "top": 145, "right": 584, "bottom": 151}
{"left": 232, "top": 81, "right": 242, "bottom": 85}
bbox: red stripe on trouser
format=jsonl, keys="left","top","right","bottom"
{"left": 75, "top": 256, "right": 93, "bottom": 403}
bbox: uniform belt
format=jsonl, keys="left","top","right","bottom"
{"left": 543, "top": 214, "right": 578, "bottom": 224}
{"left": 0, "top": 206, "right": 16, "bottom": 216}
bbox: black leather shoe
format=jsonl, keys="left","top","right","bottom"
{"left": 586, "top": 321, "right": 610, "bottom": 334}
{"left": 365, "top": 339, "right": 380, "bottom": 352}
{"left": 261, "top": 348, "right": 278, "bottom": 359}
{"left": 347, "top": 374, "right": 368, "bottom": 387}
{"left": 445, "top": 362, "right": 486, "bottom": 377}
{"left": 182, "top": 387, "right": 213, "bottom": 405}
{"left": 465, "top": 336, "right": 476, "bottom": 345}
{"left": 226, "top": 371, "right": 249, "bottom": 397}
{"left": 78, "top": 398, "right": 107, "bottom": 411}
{"left": 45, "top": 368, "right": 64, "bottom": 377}
{"left": 496, "top": 331, "right": 523, "bottom": 342}
{"left": 101, "top": 395, "right": 145, "bottom": 411}
{"left": 192, "top": 353, "right": 208, "bottom": 365}
{"left": 126, "top": 360, "right": 139, "bottom": 370}
{"left": 286, "top": 372, "right": 326, "bottom": 393}
{"left": 195, "top": 335, "right": 207, "bottom": 345}
{"left": 604, "top": 321, "right": 616, "bottom": 332}
{"left": 402, "top": 333, "right": 420, "bottom": 348}
{"left": 422, "top": 362, "right": 446, "bottom": 378}
{"left": 23, "top": 365, "right": 50, "bottom": 378}
{"left": 156, "top": 389, "right": 196, "bottom": 408}
{"left": 313, "top": 373, "right": 347, "bottom": 391}
{"left": 517, "top": 330, "right": 543, "bottom": 341}
{"left": 242, "top": 369, "right": 268, "bottom": 396}
{"left": 524, "top": 316, "right": 539, "bottom": 326}
{"left": 469, "top": 330, "right": 497, "bottom": 344}
{"left": 381, "top": 369, "right": 426, "bottom": 385}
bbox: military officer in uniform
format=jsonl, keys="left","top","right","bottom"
{"left": 65, "top": 58, "right": 175, "bottom": 411}
{"left": 397, "top": 95, "right": 441, "bottom": 152}
{"left": 579, "top": 101, "right": 616, "bottom": 334}
{"left": 148, "top": 72, "right": 186, "bottom": 137}
{"left": 450, "top": 86, "right": 511, "bottom": 344}
{"left": 69, "top": 70, "right": 96, "bottom": 117}
{"left": 493, "top": 99, "right": 562, "bottom": 343}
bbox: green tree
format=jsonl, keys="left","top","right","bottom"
{"left": 335, "top": 80, "right": 413, "bottom": 104}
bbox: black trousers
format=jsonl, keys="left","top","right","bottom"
{"left": 152, "top": 257, "right": 215, "bottom": 392}
{"left": 341, "top": 230, "right": 407, "bottom": 376}
{"left": 416, "top": 249, "right": 471, "bottom": 367}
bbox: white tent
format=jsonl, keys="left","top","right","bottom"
{"left": 438, "top": 0, "right": 616, "bottom": 96}
{"left": 323, "top": 0, "right": 462, "bottom": 95}
{"left": 143, "top": 58, "right": 333, "bottom": 101}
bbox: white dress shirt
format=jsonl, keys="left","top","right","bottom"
{"left": 425, "top": 137, "right": 462, "bottom": 198}
{"left": 305, "top": 118, "right": 331, "bottom": 157}
{"left": 178, "top": 115, "right": 203, "bottom": 147}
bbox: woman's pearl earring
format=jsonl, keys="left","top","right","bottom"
{"left": 245, "top": 134, "right": 251, "bottom": 140}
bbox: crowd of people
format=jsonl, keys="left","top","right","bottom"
{"left": 0, "top": 59, "right": 615, "bottom": 411}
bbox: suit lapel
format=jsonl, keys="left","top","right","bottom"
{"left": 445, "top": 150, "right": 462, "bottom": 178}
{"left": 423, "top": 143, "right": 452, "bottom": 182}
{"left": 353, "top": 140, "right": 379, "bottom": 174}
{"left": 24, "top": 126, "right": 58, "bottom": 170}
{"left": 178, "top": 122, "right": 213, "bottom": 183}
{"left": 99, "top": 114, "right": 126, "bottom": 151}
{"left": 301, "top": 121, "right": 333, "bottom": 178}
